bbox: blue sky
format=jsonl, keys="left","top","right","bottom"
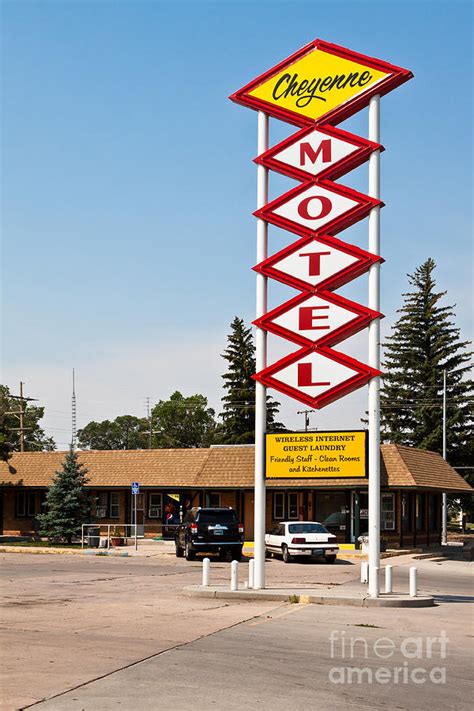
{"left": 1, "top": 0, "right": 472, "bottom": 446}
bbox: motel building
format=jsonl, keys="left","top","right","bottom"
{"left": 0, "top": 440, "right": 471, "bottom": 548}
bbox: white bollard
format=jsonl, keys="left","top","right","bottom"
{"left": 248, "top": 559, "right": 255, "bottom": 589}
{"left": 384, "top": 565, "right": 393, "bottom": 594}
{"left": 361, "top": 561, "right": 369, "bottom": 583}
{"left": 230, "top": 559, "right": 239, "bottom": 591}
{"left": 409, "top": 566, "right": 417, "bottom": 597}
{"left": 369, "top": 566, "right": 380, "bottom": 597}
{"left": 202, "top": 557, "right": 210, "bottom": 587}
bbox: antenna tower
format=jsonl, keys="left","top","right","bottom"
{"left": 71, "top": 369, "right": 77, "bottom": 449}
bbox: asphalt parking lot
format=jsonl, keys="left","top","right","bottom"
{"left": 1, "top": 552, "right": 472, "bottom": 710}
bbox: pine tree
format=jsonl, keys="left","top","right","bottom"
{"left": 37, "top": 449, "right": 91, "bottom": 543}
{"left": 380, "top": 259, "right": 473, "bottom": 475}
{"left": 220, "top": 317, "right": 284, "bottom": 443}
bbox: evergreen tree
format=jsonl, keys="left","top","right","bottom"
{"left": 220, "top": 317, "right": 284, "bottom": 443}
{"left": 380, "top": 259, "right": 473, "bottom": 476}
{"left": 37, "top": 449, "right": 91, "bottom": 543}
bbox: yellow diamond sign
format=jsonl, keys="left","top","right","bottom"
{"left": 230, "top": 39, "right": 413, "bottom": 126}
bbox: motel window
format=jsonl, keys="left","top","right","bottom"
{"left": 15, "top": 492, "right": 36, "bottom": 518}
{"left": 207, "top": 492, "right": 221, "bottom": 508}
{"left": 110, "top": 493, "right": 119, "bottom": 519}
{"left": 96, "top": 492, "right": 108, "bottom": 519}
{"left": 272, "top": 493, "right": 301, "bottom": 520}
{"left": 315, "top": 492, "right": 347, "bottom": 529}
{"left": 287, "top": 493, "right": 299, "bottom": 520}
{"left": 148, "top": 493, "right": 163, "bottom": 519}
{"left": 273, "top": 492, "right": 285, "bottom": 520}
{"left": 96, "top": 492, "right": 119, "bottom": 519}
{"left": 381, "top": 493, "right": 395, "bottom": 531}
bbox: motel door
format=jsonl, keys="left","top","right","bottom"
{"left": 132, "top": 494, "right": 145, "bottom": 537}
{"left": 350, "top": 492, "right": 368, "bottom": 543}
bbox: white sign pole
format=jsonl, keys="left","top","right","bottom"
{"left": 441, "top": 369, "right": 448, "bottom": 545}
{"left": 134, "top": 493, "right": 138, "bottom": 551}
{"left": 368, "top": 95, "right": 381, "bottom": 598}
{"left": 254, "top": 110, "right": 269, "bottom": 590}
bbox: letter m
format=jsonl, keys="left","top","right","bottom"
{"left": 300, "top": 138, "right": 332, "bottom": 167}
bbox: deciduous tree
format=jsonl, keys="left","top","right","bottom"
{"left": 78, "top": 415, "right": 150, "bottom": 450}
{"left": 151, "top": 391, "right": 216, "bottom": 448}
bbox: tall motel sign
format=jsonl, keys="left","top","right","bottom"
{"left": 230, "top": 39, "right": 413, "bottom": 594}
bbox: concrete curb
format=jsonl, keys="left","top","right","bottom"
{"left": 0, "top": 546, "right": 84, "bottom": 556}
{"left": 183, "top": 585, "right": 434, "bottom": 608}
{"left": 0, "top": 546, "right": 129, "bottom": 557}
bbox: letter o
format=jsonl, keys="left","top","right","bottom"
{"left": 297, "top": 195, "right": 332, "bottom": 221}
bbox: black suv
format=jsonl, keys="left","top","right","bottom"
{"left": 175, "top": 507, "right": 244, "bottom": 561}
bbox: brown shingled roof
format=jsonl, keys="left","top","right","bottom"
{"left": 0, "top": 444, "right": 471, "bottom": 492}
{"left": 384, "top": 444, "right": 472, "bottom": 492}
{"left": 0, "top": 449, "right": 211, "bottom": 488}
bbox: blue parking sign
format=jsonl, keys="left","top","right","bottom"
{"left": 131, "top": 482, "right": 140, "bottom": 495}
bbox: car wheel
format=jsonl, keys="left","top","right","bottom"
{"left": 265, "top": 549, "right": 272, "bottom": 559}
{"left": 175, "top": 541, "right": 184, "bottom": 558}
{"left": 218, "top": 548, "right": 228, "bottom": 559}
{"left": 282, "top": 544, "right": 292, "bottom": 563}
{"left": 185, "top": 539, "right": 196, "bottom": 561}
{"left": 231, "top": 547, "right": 242, "bottom": 562}
{"left": 326, "top": 555, "right": 336, "bottom": 564}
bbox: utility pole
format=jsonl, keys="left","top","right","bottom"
{"left": 297, "top": 409, "right": 315, "bottom": 432}
{"left": 19, "top": 382, "right": 24, "bottom": 452}
{"left": 146, "top": 397, "right": 152, "bottom": 449}
{"left": 6, "top": 382, "right": 37, "bottom": 451}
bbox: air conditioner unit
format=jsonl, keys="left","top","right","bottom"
{"left": 148, "top": 508, "right": 161, "bottom": 519}
{"left": 96, "top": 507, "right": 107, "bottom": 519}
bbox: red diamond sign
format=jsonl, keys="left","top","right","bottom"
{"left": 253, "top": 347, "right": 381, "bottom": 409}
{"left": 255, "top": 181, "right": 381, "bottom": 238}
{"left": 253, "top": 233, "right": 382, "bottom": 293}
{"left": 254, "top": 291, "right": 381, "bottom": 349}
{"left": 230, "top": 38, "right": 412, "bottom": 127}
{"left": 255, "top": 125, "right": 382, "bottom": 183}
